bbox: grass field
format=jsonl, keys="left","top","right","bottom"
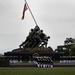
{"left": 0, "top": 68, "right": 75, "bottom": 75}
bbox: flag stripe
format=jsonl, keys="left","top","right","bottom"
{"left": 21, "top": 3, "right": 28, "bottom": 20}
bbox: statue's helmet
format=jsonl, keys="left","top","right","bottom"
{"left": 47, "top": 36, "right": 50, "bottom": 39}
{"left": 34, "top": 25, "right": 40, "bottom": 31}
{"left": 40, "top": 30, "right": 43, "bottom": 33}
{"left": 31, "top": 29, "right": 34, "bottom": 32}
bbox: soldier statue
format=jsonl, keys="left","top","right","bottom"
{"left": 19, "top": 25, "right": 50, "bottom": 48}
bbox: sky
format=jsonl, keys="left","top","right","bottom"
{"left": 0, "top": 0, "right": 75, "bottom": 54}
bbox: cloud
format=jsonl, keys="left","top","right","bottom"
{"left": 39, "top": 0, "right": 75, "bottom": 22}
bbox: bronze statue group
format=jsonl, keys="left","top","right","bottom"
{"left": 20, "top": 25, "right": 50, "bottom": 48}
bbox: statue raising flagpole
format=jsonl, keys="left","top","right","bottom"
{"left": 2, "top": 0, "right": 53, "bottom": 67}
{"left": 22, "top": 0, "right": 38, "bottom": 26}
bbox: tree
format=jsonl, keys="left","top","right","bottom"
{"left": 64, "top": 37, "right": 75, "bottom": 45}
{"left": 55, "top": 37, "right": 75, "bottom": 56}
{"left": 70, "top": 43, "right": 75, "bottom": 56}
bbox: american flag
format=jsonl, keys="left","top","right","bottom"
{"left": 21, "top": 3, "right": 28, "bottom": 20}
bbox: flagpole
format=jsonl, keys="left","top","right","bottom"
{"left": 25, "top": 0, "right": 38, "bottom": 26}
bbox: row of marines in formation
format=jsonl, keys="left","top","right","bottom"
{"left": 28, "top": 57, "right": 53, "bottom": 68}
{"left": 19, "top": 25, "right": 50, "bottom": 48}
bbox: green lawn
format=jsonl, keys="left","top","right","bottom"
{"left": 0, "top": 68, "right": 75, "bottom": 75}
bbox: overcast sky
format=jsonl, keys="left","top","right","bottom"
{"left": 0, "top": 0, "right": 75, "bottom": 53}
